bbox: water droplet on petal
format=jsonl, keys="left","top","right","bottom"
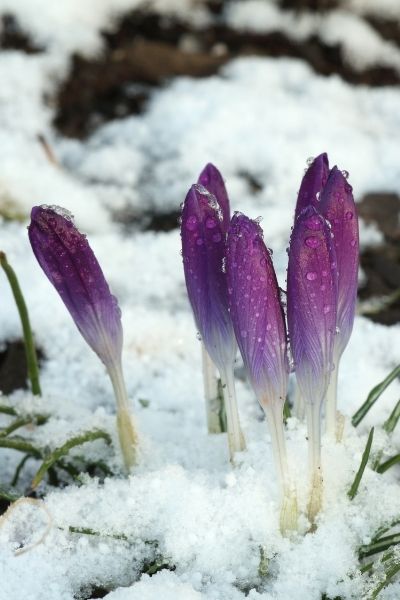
{"left": 206, "top": 217, "right": 216, "bottom": 229}
{"left": 266, "top": 324, "right": 272, "bottom": 331}
{"left": 305, "top": 236, "right": 320, "bottom": 248}
{"left": 322, "top": 270, "right": 328, "bottom": 277}
{"left": 350, "top": 239, "right": 356, "bottom": 248}
{"left": 186, "top": 216, "right": 197, "bottom": 231}
{"left": 305, "top": 215, "right": 322, "bottom": 231}
{"left": 341, "top": 170, "right": 349, "bottom": 179}
{"left": 306, "top": 271, "right": 317, "bottom": 281}
{"left": 212, "top": 232, "right": 222, "bottom": 243}
{"left": 323, "top": 305, "right": 331, "bottom": 314}
{"left": 345, "top": 211, "right": 353, "bottom": 220}
{"left": 196, "top": 332, "right": 202, "bottom": 341}
{"left": 306, "top": 156, "right": 315, "bottom": 166}
{"left": 241, "top": 330, "right": 248, "bottom": 338}
{"left": 196, "top": 238, "right": 204, "bottom": 246}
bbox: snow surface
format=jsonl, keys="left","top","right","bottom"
{"left": 0, "top": 1, "right": 400, "bottom": 599}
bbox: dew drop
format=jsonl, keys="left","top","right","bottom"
{"left": 322, "top": 270, "right": 328, "bottom": 277}
{"left": 323, "top": 305, "right": 331, "bottom": 314}
{"left": 206, "top": 217, "right": 216, "bottom": 229}
{"left": 350, "top": 239, "right": 356, "bottom": 247}
{"left": 266, "top": 324, "right": 272, "bottom": 331}
{"left": 305, "top": 215, "right": 322, "bottom": 231}
{"left": 345, "top": 211, "right": 353, "bottom": 220}
{"left": 305, "top": 236, "right": 320, "bottom": 249}
{"left": 212, "top": 232, "right": 222, "bottom": 243}
{"left": 196, "top": 332, "right": 202, "bottom": 341}
{"left": 246, "top": 274, "right": 251, "bottom": 281}
{"left": 320, "top": 284, "right": 326, "bottom": 291}
{"left": 196, "top": 238, "right": 204, "bottom": 246}
{"left": 241, "top": 330, "right": 248, "bottom": 338}
{"left": 341, "top": 170, "right": 349, "bottom": 179}
{"left": 186, "top": 216, "right": 197, "bottom": 231}
{"left": 257, "top": 337, "right": 262, "bottom": 343}
{"left": 306, "top": 271, "right": 317, "bottom": 281}
{"left": 306, "top": 156, "right": 315, "bottom": 166}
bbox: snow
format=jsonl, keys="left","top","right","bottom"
{"left": 0, "top": 1, "right": 400, "bottom": 599}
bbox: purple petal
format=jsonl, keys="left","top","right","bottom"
{"left": 287, "top": 206, "right": 337, "bottom": 404}
{"left": 28, "top": 205, "right": 122, "bottom": 368}
{"left": 181, "top": 185, "right": 235, "bottom": 372}
{"left": 294, "top": 153, "right": 330, "bottom": 220}
{"left": 198, "top": 163, "right": 230, "bottom": 233}
{"left": 226, "top": 213, "right": 288, "bottom": 404}
{"left": 320, "top": 167, "right": 359, "bottom": 357}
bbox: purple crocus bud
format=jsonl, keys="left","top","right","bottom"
{"left": 28, "top": 205, "right": 137, "bottom": 470}
{"left": 181, "top": 185, "right": 235, "bottom": 373}
{"left": 287, "top": 206, "right": 337, "bottom": 405}
{"left": 320, "top": 167, "right": 359, "bottom": 436}
{"left": 287, "top": 205, "right": 337, "bottom": 523}
{"left": 198, "top": 163, "right": 230, "bottom": 232}
{"left": 226, "top": 213, "right": 288, "bottom": 406}
{"left": 294, "top": 153, "right": 329, "bottom": 220}
{"left": 227, "top": 213, "right": 298, "bottom": 534}
{"left": 320, "top": 167, "right": 359, "bottom": 357}
{"left": 181, "top": 185, "right": 245, "bottom": 459}
{"left": 28, "top": 206, "right": 122, "bottom": 369}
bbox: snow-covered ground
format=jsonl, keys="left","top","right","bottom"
{"left": 0, "top": 1, "right": 400, "bottom": 599}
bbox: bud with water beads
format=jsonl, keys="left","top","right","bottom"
{"left": 226, "top": 212, "right": 298, "bottom": 534}
{"left": 28, "top": 205, "right": 138, "bottom": 471}
{"left": 181, "top": 185, "right": 246, "bottom": 460}
{"left": 320, "top": 167, "right": 359, "bottom": 436}
{"left": 287, "top": 206, "right": 337, "bottom": 523}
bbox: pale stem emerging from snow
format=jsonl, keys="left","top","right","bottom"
{"left": 325, "top": 355, "right": 340, "bottom": 438}
{"left": 264, "top": 401, "right": 298, "bottom": 535}
{"left": 201, "top": 343, "right": 224, "bottom": 434}
{"left": 306, "top": 401, "right": 323, "bottom": 526}
{"left": 220, "top": 366, "right": 246, "bottom": 462}
{"left": 107, "top": 363, "right": 138, "bottom": 471}
{"left": 293, "top": 383, "right": 305, "bottom": 421}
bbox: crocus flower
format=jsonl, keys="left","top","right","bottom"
{"left": 287, "top": 205, "right": 337, "bottom": 523}
{"left": 181, "top": 184, "right": 245, "bottom": 460}
{"left": 227, "top": 212, "right": 297, "bottom": 534}
{"left": 320, "top": 167, "right": 359, "bottom": 436}
{"left": 198, "top": 163, "right": 230, "bottom": 231}
{"left": 294, "top": 153, "right": 330, "bottom": 220}
{"left": 197, "top": 163, "right": 231, "bottom": 435}
{"left": 28, "top": 205, "right": 137, "bottom": 470}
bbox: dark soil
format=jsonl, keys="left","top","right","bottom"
{"left": 52, "top": 8, "right": 400, "bottom": 139}
{"left": 0, "top": 13, "right": 43, "bottom": 53}
{"left": 358, "top": 193, "right": 400, "bottom": 325}
{"left": 0, "top": 340, "right": 43, "bottom": 394}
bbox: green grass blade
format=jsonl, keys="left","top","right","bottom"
{"left": 352, "top": 366, "right": 400, "bottom": 427}
{"left": 0, "top": 252, "right": 41, "bottom": 395}
{"left": 383, "top": 399, "right": 400, "bottom": 434}
{"left": 359, "top": 533, "right": 400, "bottom": 559}
{"left": 348, "top": 428, "right": 374, "bottom": 500}
{"left": 376, "top": 454, "right": 400, "bottom": 474}
{"left": 370, "top": 557, "right": 400, "bottom": 599}
{"left": 31, "top": 429, "right": 111, "bottom": 489}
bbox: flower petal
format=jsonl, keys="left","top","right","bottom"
{"left": 198, "top": 163, "right": 230, "bottom": 232}
{"left": 320, "top": 167, "right": 359, "bottom": 357}
{"left": 287, "top": 206, "right": 337, "bottom": 405}
{"left": 28, "top": 205, "right": 122, "bottom": 368}
{"left": 295, "top": 153, "right": 330, "bottom": 220}
{"left": 226, "top": 213, "right": 288, "bottom": 404}
{"left": 181, "top": 185, "right": 235, "bottom": 372}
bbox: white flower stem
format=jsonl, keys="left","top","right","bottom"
{"left": 201, "top": 344, "right": 224, "bottom": 434}
{"left": 265, "top": 401, "right": 298, "bottom": 535}
{"left": 306, "top": 401, "right": 323, "bottom": 526}
{"left": 220, "top": 366, "right": 246, "bottom": 462}
{"left": 325, "top": 358, "right": 339, "bottom": 438}
{"left": 107, "top": 363, "right": 138, "bottom": 471}
{"left": 293, "top": 383, "right": 305, "bottom": 421}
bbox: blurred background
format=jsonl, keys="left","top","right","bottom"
{"left": 0, "top": 0, "right": 399, "bottom": 394}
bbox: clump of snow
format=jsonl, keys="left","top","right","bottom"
{"left": 0, "top": 2, "right": 400, "bottom": 599}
